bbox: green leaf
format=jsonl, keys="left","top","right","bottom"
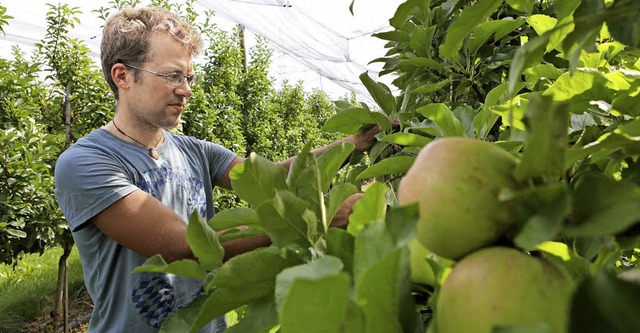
{"left": 506, "top": 0, "right": 533, "bottom": 14}
{"left": 286, "top": 145, "right": 323, "bottom": 220}
{"left": 475, "top": 82, "right": 526, "bottom": 140}
{"left": 355, "top": 247, "right": 417, "bottom": 333}
{"left": 213, "top": 248, "right": 302, "bottom": 289}
{"left": 508, "top": 34, "right": 549, "bottom": 95}
{"left": 468, "top": 17, "right": 526, "bottom": 55}
{"left": 384, "top": 204, "right": 419, "bottom": 248}
{"left": 412, "top": 79, "right": 450, "bottom": 95}
{"left": 389, "top": 0, "right": 431, "bottom": 29}
{"left": 325, "top": 228, "right": 356, "bottom": 275}
{"left": 514, "top": 94, "right": 569, "bottom": 182}
{"left": 409, "top": 26, "right": 435, "bottom": 58}
{"left": 612, "top": 77, "right": 640, "bottom": 117}
{"left": 561, "top": 1, "right": 614, "bottom": 70}
{"left": 217, "top": 227, "right": 265, "bottom": 244}
{"left": 187, "top": 211, "right": 224, "bottom": 270}
{"left": 440, "top": 0, "right": 504, "bottom": 60}
{"left": 323, "top": 108, "right": 382, "bottom": 135}
{"left": 356, "top": 155, "right": 416, "bottom": 181}
{"left": 208, "top": 207, "right": 260, "bottom": 230}
{"left": 526, "top": 14, "right": 557, "bottom": 36}
{"left": 397, "top": 57, "right": 442, "bottom": 71}
{"left": 359, "top": 72, "right": 396, "bottom": 116}
{"left": 186, "top": 248, "right": 302, "bottom": 332}
{"left": 510, "top": 184, "right": 571, "bottom": 251}
{"left": 317, "top": 142, "right": 355, "bottom": 192}
{"left": 347, "top": 182, "right": 388, "bottom": 236}
{"left": 566, "top": 173, "right": 640, "bottom": 237}
{"left": 523, "top": 13, "right": 567, "bottom": 54}
{"left": 325, "top": 183, "right": 359, "bottom": 228}
{"left": 230, "top": 153, "right": 287, "bottom": 208}
{"left": 5, "top": 228, "right": 27, "bottom": 238}
{"left": 453, "top": 105, "right": 477, "bottom": 138}
{"left": 280, "top": 273, "right": 351, "bottom": 332}
{"left": 606, "top": 0, "right": 640, "bottom": 48}
{"left": 352, "top": 219, "right": 395, "bottom": 281}
{"left": 388, "top": 0, "right": 429, "bottom": 28}
{"left": 132, "top": 255, "right": 207, "bottom": 280}
{"left": 372, "top": 30, "right": 410, "bottom": 42}
{"left": 286, "top": 142, "right": 314, "bottom": 194}
{"left": 225, "top": 297, "right": 278, "bottom": 333}
{"left": 159, "top": 293, "right": 208, "bottom": 333}
{"left": 524, "top": 64, "right": 563, "bottom": 81}
{"left": 274, "top": 255, "right": 344, "bottom": 312}
{"left": 416, "top": 103, "right": 466, "bottom": 137}
{"left": 380, "top": 132, "right": 431, "bottom": 147}
{"left": 569, "top": 272, "right": 640, "bottom": 333}
{"left": 542, "top": 70, "right": 612, "bottom": 114}
{"left": 554, "top": 0, "right": 580, "bottom": 21}
{"left": 257, "top": 190, "right": 314, "bottom": 249}
{"left": 564, "top": 131, "right": 640, "bottom": 171}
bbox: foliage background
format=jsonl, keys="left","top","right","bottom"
{"left": 0, "top": 0, "right": 341, "bottom": 265}
{"left": 2, "top": 0, "right": 640, "bottom": 332}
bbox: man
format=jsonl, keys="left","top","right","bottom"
{"left": 54, "top": 6, "right": 380, "bottom": 333}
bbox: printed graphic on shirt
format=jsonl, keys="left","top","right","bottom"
{"left": 131, "top": 277, "right": 228, "bottom": 331}
{"left": 138, "top": 167, "right": 207, "bottom": 218}
{"left": 131, "top": 276, "right": 175, "bottom": 328}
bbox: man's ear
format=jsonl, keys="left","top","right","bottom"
{"left": 111, "top": 63, "right": 131, "bottom": 89}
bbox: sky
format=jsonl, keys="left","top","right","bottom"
{"left": 1, "top": 0, "right": 401, "bottom": 104}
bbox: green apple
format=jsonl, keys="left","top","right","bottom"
{"left": 398, "top": 137, "right": 519, "bottom": 260}
{"left": 436, "top": 247, "right": 573, "bottom": 333}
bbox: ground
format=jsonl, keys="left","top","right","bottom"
{"left": 23, "top": 289, "right": 92, "bottom": 333}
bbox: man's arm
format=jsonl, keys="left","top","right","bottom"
{"left": 205, "top": 126, "right": 383, "bottom": 259}
{"left": 92, "top": 190, "right": 194, "bottom": 263}
{"left": 92, "top": 187, "right": 360, "bottom": 263}
{"left": 92, "top": 189, "right": 271, "bottom": 263}
{"left": 276, "top": 124, "right": 382, "bottom": 170}
{"left": 216, "top": 125, "right": 383, "bottom": 190}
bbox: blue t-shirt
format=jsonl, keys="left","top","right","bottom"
{"left": 54, "top": 128, "right": 237, "bottom": 333}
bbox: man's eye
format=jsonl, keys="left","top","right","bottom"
{"left": 168, "top": 73, "right": 183, "bottom": 81}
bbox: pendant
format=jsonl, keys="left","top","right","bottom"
{"left": 149, "top": 148, "right": 160, "bottom": 160}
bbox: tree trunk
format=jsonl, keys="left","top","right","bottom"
{"left": 53, "top": 81, "right": 74, "bottom": 332}
{"left": 52, "top": 243, "right": 72, "bottom": 332}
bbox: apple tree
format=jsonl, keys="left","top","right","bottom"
{"left": 131, "top": 0, "right": 640, "bottom": 332}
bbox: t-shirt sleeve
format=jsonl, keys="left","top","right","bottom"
{"left": 54, "top": 145, "right": 139, "bottom": 231}
{"left": 203, "top": 141, "right": 238, "bottom": 186}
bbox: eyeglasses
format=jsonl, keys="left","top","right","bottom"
{"left": 124, "top": 63, "right": 199, "bottom": 87}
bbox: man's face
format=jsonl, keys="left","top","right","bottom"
{"left": 125, "top": 33, "right": 195, "bottom": 129}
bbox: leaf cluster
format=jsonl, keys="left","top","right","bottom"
{"left": 135, "top": 143, "right": 425, "bottom": 332}
{"left": 322, "top": 0, "right": 640, "bottom": 331}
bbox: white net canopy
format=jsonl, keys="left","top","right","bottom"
{"left": 199, "top": 0, "right": 402, "bottom": 103}
{"left": 1, "top": 0, "right": 402, "bottom": 104}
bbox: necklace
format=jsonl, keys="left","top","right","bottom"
{"left": 112, "top": 119, "right": 162, "bottom": 160}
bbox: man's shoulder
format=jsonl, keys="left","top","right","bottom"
{"left": 165, "top": 131, "right": 203, "bottom": 145}
{"left": 56, "top": 129, "right": 118, "bottom": 168}
{"left": 62, "top": 128, "right": 111, "bottom": 152}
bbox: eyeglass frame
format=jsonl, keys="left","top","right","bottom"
{"left": 123, "top": 63, "right": 199, "bottom": 87}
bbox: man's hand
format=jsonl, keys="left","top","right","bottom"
{"left": 347, "top": 119, "right": 400, "bottom": 152}
{"left": 329, "top": 192, "right": 364, "bottom": 229}
{"left": 347, "top": 124, "right": 382, "bottom": 152}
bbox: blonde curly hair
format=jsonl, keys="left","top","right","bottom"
{"left": 100, "top": 7, "right": 203, "bottom": 99}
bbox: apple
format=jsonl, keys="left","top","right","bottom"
{"left": 398, "top": 137, "right": 519, "bottom": 260}
{"left": 436, "top": 247, "right": 574, "bottom": 333}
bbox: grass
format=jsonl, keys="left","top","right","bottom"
{"left": 0, "top": 245, "right": 89, "bottom": 333}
